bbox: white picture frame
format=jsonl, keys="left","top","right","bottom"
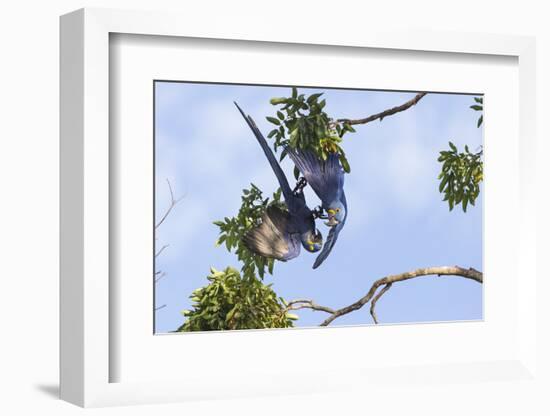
{"left": 60, "top": 8, "right": 538, "bottom": 408}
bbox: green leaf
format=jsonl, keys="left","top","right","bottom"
{"left": 339, "top": 154, "right": 351, "bottom": 173}
{"left": 477, "top": 115, "right": 483, "bottom": 128}
{"left": 438, "top": 176, "right": 448, "bottom": 192}
{"left": 266, "top": 116, "right": 281, "bottom": 125}
{"left": 292, "top": 87, "right": 298, "bottom": 99}
{"left": 279, "top": 147, "right": 288, "bottom": 162}
{"left": 277, "top": 111, "right": 285, "bottom": 120}
{"left": 462, "top": 198, "right": 468, "bottom": 212}
{"left": 307, "top": 93, "right": 323, "bottom": 104}
{"left": 267, "top": 129, "right": 277, "bottom": 138}
{"left": 270, "top": 97, "right": 287, "bottom": 105}
{"left": 215, "top": 235, "right": 226, "bottom": 247}
{"left": 474, "top": 97, "right": 483, "bottom": 103}
{"left": 449, "top": 141, "right": 457, "bottom": 152}
{"left": 293, "top": 166, "right": 300, "bottom": 180}
{"left": 470, "top": 105, "right": 483, "bottom": 111}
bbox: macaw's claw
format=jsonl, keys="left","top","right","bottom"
{"left": 312, "top": 206, "right": 327, "bottom": 219}
{"left": 292, "top": 177, "right": 308, "bottom": 196}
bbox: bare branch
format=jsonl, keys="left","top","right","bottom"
{"left": 282, "top": 266, "right": 482, "bottom": 326}
{"left": 320, "top": 266, "right": 482, "bottom": 326}
{"left": 337, "top": 92, "right": 427, "bottom": 126}
{"left": 369, "top": 283, "right": 392, "bottom": 324}
{"left": 155, "top": 244, "right": 169, "bottom": 258}
{"left": 285, "top": 299, "right": 336, "bottom": 315}
{"left": 154, "top": 179, "right": 184, "bottom": 313}
{"left": 155, "top": 179, "right": 184, "bottom": 230}
{"left": 155, "top": 272, "right": 166, "bottom": 283}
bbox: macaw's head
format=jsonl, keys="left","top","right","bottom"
{"left": 301, "top": 228, "right": 323, "bottom": 253}
{"left": 325, "top": 201, "right": 346, "bottom": 227}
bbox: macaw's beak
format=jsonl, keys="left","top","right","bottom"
{"left": 325, "top": 210, "right": 339, "bottom": 227}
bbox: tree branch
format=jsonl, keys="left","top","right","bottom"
{"left": 320, "top": 266, "right": 482, "bottom": 326}
{"left": 154, "top": 179, "right": 184, "bottom": 315}
{"left": 155, "top": 271, "right": 166, "bottom": 283}
{"left": 369, "top": 283, "right": 392, "bottom": 324}
{"left": 285, "top": 266, "right": 482, "bottom": 326}
{"left": 284, "top": 299, "right": 336, "bottom": 315}
{"left": 155, "top": 179, "right": 183, "bottom": 230}
{"left": 155, "top": 244, "right": 169, "bottom": 258}
{"left": 337, "top": 92, "right": 427, "bottom": 126}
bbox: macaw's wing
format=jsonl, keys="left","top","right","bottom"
{"left": 312, "top": 193, "right": 347, "bottom": 269}
{"left": 286, "top": 148, "right": 344, "bottom": 205}
{"left": 243, "top": 206, "right": 301, "bottom": 262}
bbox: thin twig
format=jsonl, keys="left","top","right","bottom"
{"left": 337, "top": 92, "right": 427, "bottom": 126}
{"left": 155, "top": 272, "right": 167, "bottom": 283}
{"left": 155, "top": 179, "right": 184, "bottom": 230}
{"left": 155, "top": 244, "right": 169, "bottom": 258}
{"left": 154, "top": 179, "right": 183, "bottom": 314}
{"left": 369, "top": 283, "right": 392, "bottom": 324}
{"left": 285, "top": 299, "right": 336, "bottom": 315}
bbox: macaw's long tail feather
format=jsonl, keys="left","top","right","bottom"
{"left": 242, "top": 206, "right": 300, "bottom": 262}
{"left": 312, "top": 220, "right": 341, "bottom": 268}
{"left": 313, "top": 192, "right": 347, "bottom": 269}
{"left": 234, "top": 102, "right": 293, "bottom": 201}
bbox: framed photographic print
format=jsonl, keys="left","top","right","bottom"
{"left": 153, "top": 81, "right": 484, "bottom": 334}
{"left": 60, "top": 8, "right": 538, "bottom": 408}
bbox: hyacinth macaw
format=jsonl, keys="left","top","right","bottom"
{"left": 286, "top": 148, "right": 348, "bottom": 269}
{"left": 234, "top": 103, "right": 323, "bottom": 262}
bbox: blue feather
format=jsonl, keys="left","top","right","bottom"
{"left": 287, "top": 148, "right": 348, "bottom": 269}
{"left": 234, "top": 102, "right": 293, "bottom": 201}
{"left": 313, "top": 193, "right": 347, "bottom": 269}
{"left": 286, "top": 148, "right": 344, "bottom": 207}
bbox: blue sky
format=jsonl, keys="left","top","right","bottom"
{"left": 154, "top": 82, "right": 483, "bottom": 333}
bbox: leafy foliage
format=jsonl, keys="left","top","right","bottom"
{"left": 177, "top": 267, "right": 296, "bottom": 331}
{"left": 267, "top": 87, "right": 354, "bottom": 175}
{"left": 213, "top": 184, "right": 285, "bottom": 279}
{"left": 437, "top": 97, "right": 484, "bottom": 212}
{"left": 470, "top": 96, "right": 483, "bottom": 128}
{"left": 437, "top": 142, "right": 483, "bottom": 212}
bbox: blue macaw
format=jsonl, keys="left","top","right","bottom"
{"left": 286, "top": 148, "right": 348, "bottom": 269}
{"left": 234, "top": 103, "right": 323, "bottom": 262}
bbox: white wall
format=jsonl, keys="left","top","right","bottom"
{"left": 1, "top": 1, "right": 548, "bottom": 414}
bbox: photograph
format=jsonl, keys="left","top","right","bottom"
{"left": 153, "top": 82, "right": 484, "bottom": 333}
